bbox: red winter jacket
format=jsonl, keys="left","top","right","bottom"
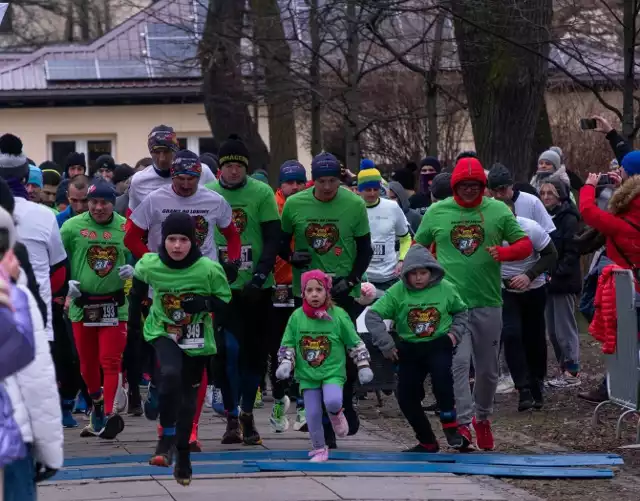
{"left": 580, "top": 176, "right": 640, "bottom": 291}
{"left": 589, "top": 264, "right": 620, "bottom": 354}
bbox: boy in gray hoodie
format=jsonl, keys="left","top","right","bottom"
{"left": 365, "top": 245, "right": 469, "bottom": 452}
{"left": 387, "top": 181, "right": 422, "bottom": 234}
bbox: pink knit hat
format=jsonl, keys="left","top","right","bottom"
{"left": 301, "top": 269, "right": 332, "bottom": 295}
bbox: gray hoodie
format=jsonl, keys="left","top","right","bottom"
{"left": 388, "top": 181, "right": 422, "bottom": 234}
{"left": 364, "top": 244, "right": 468, "bottom": 354}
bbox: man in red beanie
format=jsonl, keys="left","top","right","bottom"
{"left": 414, "top": 157, "right": 533, "bottom": 451}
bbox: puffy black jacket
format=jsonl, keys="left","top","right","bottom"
{"left": 548, "top": 202, "right": 583, "bottom": 294}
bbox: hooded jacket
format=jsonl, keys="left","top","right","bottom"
{"left": 579, "top": 175, "right": 640, "bottom": 290}
{"left": 365, "top": 244, "right": 468, "bottom": 354}
{"left": 3, "top": 275, "right": 63, "bottom": 470}
{"left": 388, "top": 181, "right": 422, "bottom": 234}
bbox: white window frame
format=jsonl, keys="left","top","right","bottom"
{"left": 176, "top": 135, "right": 214, "bottom": 155}
{"left": 49, "top": 137, "right": 115, "bottom": 166}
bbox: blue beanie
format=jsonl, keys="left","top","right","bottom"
{"left": 87, "top": 179, "right": 117, "bottom": 204}
{"left": 28, "top": 165, "right": 43, "bottom": 188}
{"left": 311, "top": 152, "right": 341, "bottom": 180}
{"left": 279, "top": 159, "right": 307, "bottom": 184}
{"left": 622, "top": 150, "right": 640, "bottom": 177}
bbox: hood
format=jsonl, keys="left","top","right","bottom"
{"left": 451, "top": 157, "right": 486, "bottom": 208}
{"left": 531, "top": 164, "right": 570, "bottom": 191}
{"left": 608, "top": 175, "right": 640, "bottom": 215}
{"left": 551, "top": 199, "right": 580, "bottom": 221}
{"left": 388, "top": 181, "right": 410, "bottom": 211}
{"left": 401, "top": 244, "right": 445, "bottom": 290}
{"left": 275, "top": 188, "right": 286, "bottom": 213}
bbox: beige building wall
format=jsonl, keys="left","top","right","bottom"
{"left": 0, "top": 103, "right": 313, "bottom": 173}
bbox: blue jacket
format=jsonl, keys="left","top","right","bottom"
{"left": 56, "top": 206, "right": 74, "bottom": 228}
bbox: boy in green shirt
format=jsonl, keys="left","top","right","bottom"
{"left": 413, "top": 157, "right": 533, "bottom": 451}
{"left": 131, "top": 212, "right": 232, "bottom": 485}
{"left": 366, "top": 244, "right": 469, "bottom": 452}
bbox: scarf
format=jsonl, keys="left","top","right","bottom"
{"left": 5, "top": 177, "right": 28, "bottom": 200}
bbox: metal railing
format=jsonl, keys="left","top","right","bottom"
{"left": 591, "top": 269, "right": 640, "bottom": 443}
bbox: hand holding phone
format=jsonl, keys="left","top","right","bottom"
{"left": 580, "top": 118, "right": 597, "bottom": 130}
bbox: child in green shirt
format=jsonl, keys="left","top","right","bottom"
{"left": 365, "top": 244, "right": 470, "bottom": 452}
{"left": 131, "top": 212, "right": 231, "bottom": 485}
{"left": 275, "top": 270, "right": 373, "bottom": 461}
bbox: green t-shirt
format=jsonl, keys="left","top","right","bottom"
{"left": 60, "top": 212, "right": 130, "bottom": 322}
{"left": 134, "top": 254, "right": 232, "bottom": 356}
{"left": 414, "top": 197, "right": 526, "bottom": 308}
{"left": 370, "top": 278, "right": 466, "bottom": 343}
{"left": 207, "top": 177, "right": 279, "bottom": 290}
{"left": 281, "top": 306, "right": 362, "bottom": 391}
{"left": 281, "top": 187, "right": 370, "bottom": 297}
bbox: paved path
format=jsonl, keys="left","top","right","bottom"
{"left": 40, "top": 403, "right": 539, "bottom": 501}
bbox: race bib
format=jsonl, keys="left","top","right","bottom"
{"left": 371, "top": 243, "right": 386, "bottom": 261}
{"left": 220, "top": 245, "right": 253, "bottom": 270}
{"left": 272, "top": 285, "right": 294, "bottom": 308}
{"left": 82, "top": 302, "right": 118, "bottom": 327}
{"left": 167, "top": 323, "right": 205, "bottom": 350}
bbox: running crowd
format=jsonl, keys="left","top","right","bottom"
{"left": 1, "top": 114, "right": 639, "bottom": 497}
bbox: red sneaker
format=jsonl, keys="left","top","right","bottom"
{"left": 189, "top": 424, "right": 201, "bottom": 452}
{"left": 457, "top": 424, "right": 475, "bottom": 451}
{"left": 472, "top": 417, "right": 494, "bottom": 451}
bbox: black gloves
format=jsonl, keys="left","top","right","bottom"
{"left": 181, "top": 295, "right": 211, "bottom": 314}
{"left": 241, "top": 273, "right": 266, "bottom": 301}
{"left": 290, "top": 251, "right": 313, "bottom": 269}
{"left": 331, "top": 276, "right": 356, "bottom": 298}
{"left": 222, "top": 260, "right": 240, "bottom": 283}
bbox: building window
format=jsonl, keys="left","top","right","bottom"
{"left": 0, "top": 5, "right": 13, "bottom": 34}
{"left": 177, "top": 135, "right": 217, "bottom": 155}
{"left": 49, "top": 138, "right": 114, "bottom": 174}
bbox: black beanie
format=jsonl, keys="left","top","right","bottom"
{"left": 218, "top": 134, "right": 249, "bottom": 169}
{"left": 65, "top": 152, "right": 86, "bottom": 175}
{"left": 0, "top": 134, "right": 29, "bottom": 181}
{"left": 420, "top": 156, "right": 442, "bottom": 173}
{"left": 430, "top": 172, "right": 453, "bottom": 200}
{"left": 112, "top": 164, "right": 135, "bottom": 185}
{"left": 0, "top": 177, "right": 15, "bottom": 215}
{"left": 159, "top": 212, "right": 202, "bottom": 269}
{"left": 95, "top": 154, "right": 116, "bottom": 172}
{"left": 487, "top": 163, "right": 514, "bottom": 189}
{"left": 391, "top": 168, "right": 415, "bottom": 191}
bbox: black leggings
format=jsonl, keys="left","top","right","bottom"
{"left": 123, "top": 302, "right": 153, "bottom": 395}
{"left": 268, "top": 305, "right": 295, "bottom": 400}
{"left": 51, "top": 305, "right": 87, "bottom": 402}
{"left": 152, "top": 336, "right": 208, "bottom": 449}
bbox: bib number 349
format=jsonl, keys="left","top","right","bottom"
{"left": 178, "top": 323, "right": 205, "bottom": 350}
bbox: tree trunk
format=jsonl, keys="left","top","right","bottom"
{"left": 425, "top": 11, "right": 445, "bottom": 157}
{"left": 250, "top": 0, "right": 298, "bottom": 183}
{"left": 450, "top": 0, "right": 553, "bottom": 181}
{"left": 65, "top": 1, "right": 74, "bottom": 41}
{"left": 75, "top": 0, "right": 91, "bottom": 41}
{"left": 530, "top": 98, "right": 553, "bottom": 178}
{"left": 200, "top": 0, "right": 271, "bottom": 172}
{"left": 309, "top": 0, "right": 322, "bottom": 156}
{"left": 344, "top": 0, "right": 360, "bottom": 172}
{"left": 103, "top": 0, "right": 112, "bottom": 33}
{"left": 622, "top": 0, "right": 636, "bottom": 145}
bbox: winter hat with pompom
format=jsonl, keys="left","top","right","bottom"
{"left": 0, "top": 134, "right": 29, "bottom": 181}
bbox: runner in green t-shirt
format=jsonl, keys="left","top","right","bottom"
{"left": 413, "top": 157, "right": 533, "bottom": 452}
{"left": 365, "top": 244, "right": 469, "bottom": 452}
{"left": 280, "top": 151, "right": 373, "bottom": 448}
{"left": 130, "top": 212, "right": 231, "bottom": 485}
{"left": 275, "top": 270, "right": 372, "bottom": 462}
{"left": 204, "top": 134, "right": 281, "bottom": 446}
{"left": 60, "top": 180, "right": 131, "bottom": 441}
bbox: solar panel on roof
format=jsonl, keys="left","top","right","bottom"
{"left": 98, "top": 60, "right": 149, "bottom": 79}
{"left": 45, "top": 59, "right": 98, "bottom": 81}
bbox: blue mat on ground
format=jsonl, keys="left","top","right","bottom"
{"left": 63, "top": 450, "right": 624, "bottom": 468}
{"left": 51, "top": 463, "right": 258, "bottom": 481}
{"left": 247, "top": 460, "right": 615, "bottom": 479}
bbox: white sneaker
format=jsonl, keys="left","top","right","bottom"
{"left": 114, "top": 374, "right": 128, "bottom": 414}
{"left": 495, "top": 375, "right": 515, "bottom": 394}
{"left": 269, "top": 396, "right": 290, "bottom": 433}
{"left": 547, "top": 372, "right": 581, "bottom": 388}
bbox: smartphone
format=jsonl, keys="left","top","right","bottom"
{"left": 580, "top": 118, "right": 597, "bottom": 130}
